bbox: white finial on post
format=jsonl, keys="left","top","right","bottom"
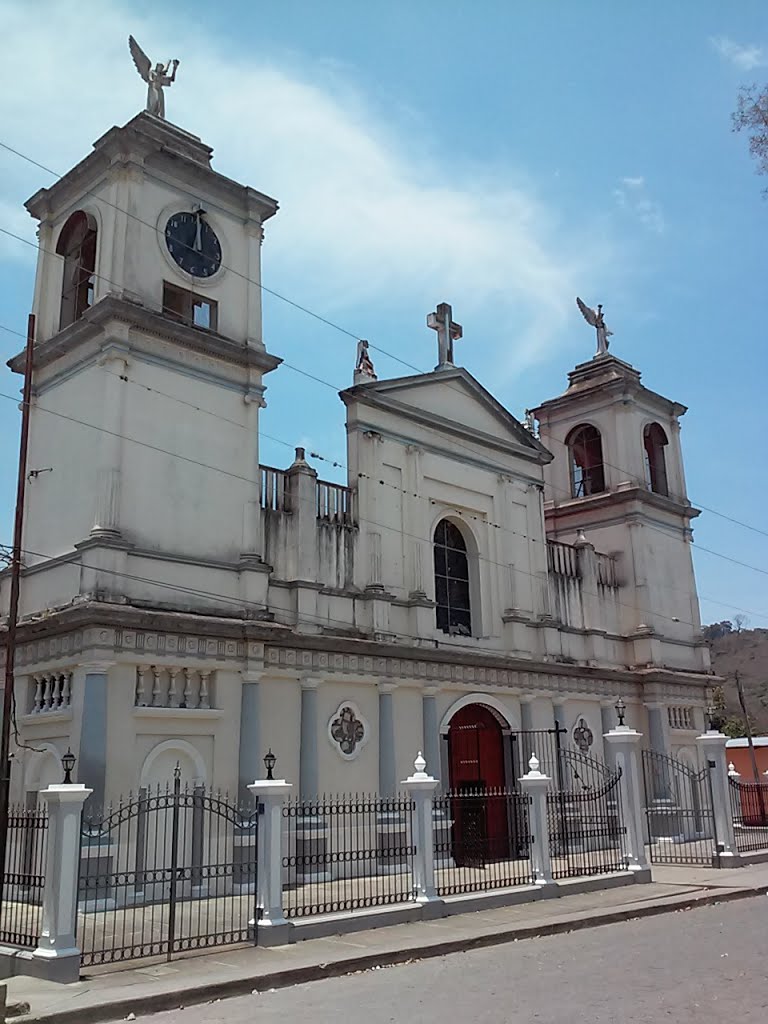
{"left": 414, "top": 752, "right": 427, "bottom": 777}
{"left": 528, "top": 753, "right": 541, "bottom": 776}
{"left": 728, "top": 762, "right": 740, "bottom": 778}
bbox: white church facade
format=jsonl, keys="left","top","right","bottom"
{"left": 1, "top": 112, "right": 713, "bottom": 812}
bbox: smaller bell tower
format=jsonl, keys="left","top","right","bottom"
{"left": 531, "top": 352, "right": 709, "bottom": 671}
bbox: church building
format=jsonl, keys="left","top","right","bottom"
{"left": 0, "top": 111, "right": 713, "bottom": 812}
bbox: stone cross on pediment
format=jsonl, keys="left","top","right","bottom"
{"left": 427, "top": 302, "right": 462, "bottom": 370}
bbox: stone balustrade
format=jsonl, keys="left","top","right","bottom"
{"left": 667, "top": 705, "right": 694, "bottom": 730}
{"left": 30, "top": 671, "right": 73, "bottom": 714}
{"left": 135, "top": 666, "right": 214, "bottom": 709}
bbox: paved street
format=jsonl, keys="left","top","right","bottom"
{"left": 137, "top": 896, "right": 768, "bottom": 1023}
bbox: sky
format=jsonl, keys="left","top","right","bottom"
{"left": 0, "top": 0, "right": 766, "bottom": 629}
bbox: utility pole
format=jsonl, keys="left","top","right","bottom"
{"left": 734, "top": 670, "right": 759, "bottom": 783}
{"left": 0, "top": 313, "right": 35, "bottom": 915}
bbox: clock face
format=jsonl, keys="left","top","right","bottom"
{"left": 164, "top": 212, "right": 222, "bottom": 278}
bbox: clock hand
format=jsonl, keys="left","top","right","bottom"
{"left": 193, "top": 213, "right": 202, "bottom": 254}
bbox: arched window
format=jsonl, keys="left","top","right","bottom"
{"left": 567, "top": 424, "right": 605, "bottom": 498}
{"left": 56, "top": 211, "right": 97, "bottom": 329}
{"left": 643, "top": 422, "right": 669, "bottom": 496}
{"left": 433, "top": 519, "right": 472, "bottom": 636}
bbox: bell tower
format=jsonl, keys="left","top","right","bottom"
{"left": 531, "top": 351, "right": 709, "bottom": 672}
{"left": 10, "top": 113, "right": 282, "bottom": 614}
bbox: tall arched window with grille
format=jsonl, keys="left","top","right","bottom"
{"left": 433, "top": 519, "right": 472, "bottom": 636}
{"left": 56, "top": 211, "right": 97, "bottom": 330}
{"left": 567, "top": 424, "right": 606, "bottom": 497}
{"left": 643, "top": 422, "right": 669, "bottom": 496}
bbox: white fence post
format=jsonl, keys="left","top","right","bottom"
{"left": 31, "top": 781, "right": 93, "bottom": 983}
{"left": 248, "top": 773, "right": 293, "bottom": 945}
{"left": 519, "top": 755, "right": 553, "bottom": 886}
{"left": 696, "top": 729, "right": 739, "bottom": 863}
{"left": 401, "top": 753, "right": 443, "bottom": 915}
{"left": 604, "top": 724, "right": 649, "bottom": 873}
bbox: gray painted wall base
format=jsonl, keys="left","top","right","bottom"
{"left": 0, "top": 946, "right": 81, "bottom": 984}
{"left": 271, "top": 869, "right": 648, "bottom": 946}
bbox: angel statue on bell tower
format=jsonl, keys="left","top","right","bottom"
{"left": 128, "top": 35, "right": 180, "bottom": 119}
{"left": 576, "top": 296, "right": 613, "bottom": 356}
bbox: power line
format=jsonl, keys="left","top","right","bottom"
{"left": 0, "top": 139, "right": 765, "bottom": 617}
{"left": 1, "top": 381, "right": 764, "bottom": 636}
{"left": 0, "top": 131, "right": 765, "bottom": 543}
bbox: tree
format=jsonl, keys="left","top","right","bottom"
{"left": 732, "top": 85, "right": 768, "bottom": 196}
{"left": 702, "top": 620, "right": 732, "bottom": 641}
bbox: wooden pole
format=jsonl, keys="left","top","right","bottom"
{"left": 734, "top": 670, "right": 759, "bottom": 783}
{"left": 0, "top": 314, "right": 35, "bottom": 916}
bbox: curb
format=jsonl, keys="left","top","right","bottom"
{"left": 20, "top": 885, "right": 768, "bottom": 1024}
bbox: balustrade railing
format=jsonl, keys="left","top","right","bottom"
{"left": 29, "top": 671, "right": 73, "bottom": 714}
{"left": 135, "top": 667, "right": 213, "bottom": 710}
{"left": 546, "top": 540, "right": 579, "bottom": 579}
{"left": 316, "top": 479, "right": 355, "bottom": 524}
{"left": 260, "top": 465, "right": 289, "bottom": 512}
{"left": 596, "top": 551, "right": 618, "bottom": 589}
{"left": 667, "top": 706, "right": 694, "bottom": 730}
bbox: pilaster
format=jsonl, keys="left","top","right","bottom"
{"left": 378, "top": 683, "right": 397, "bottom": 797}
{"left": 299, "top": 676, "right": 321, "bottom": 798}
{"left": 78, "top": 661, "right": 113, "bottom": 812}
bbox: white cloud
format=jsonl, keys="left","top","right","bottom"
{"left": 613, "top": 177, "right": 665, "bottom": 235}
{"left": 0, "top": 0, "right": 617, "bottom": 372}
{"left": 710, "top": 36, "right": 767, "bottom": 71}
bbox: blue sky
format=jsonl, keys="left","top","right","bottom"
{"left": 0, "top": 0, "right": 766, "bottom": 627}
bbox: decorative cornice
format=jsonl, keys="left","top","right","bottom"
{"left": 8, "top": 296, "right": 281, "bottom": 378}
{"left": 0, "top": 602, "right": 717, "bottom": 705}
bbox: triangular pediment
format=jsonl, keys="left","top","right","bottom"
{"left": 341, "top": 367, "right": 552, "bottom": 465}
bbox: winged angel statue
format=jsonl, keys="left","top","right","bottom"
{"left": 576, "top": 297, "right": 613, "bottom": 355}
{"left": 128, "top": 36, "right": 179, "bottom": 119}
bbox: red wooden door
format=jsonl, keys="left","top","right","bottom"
{"left": 448, "top": 705, "right": 509, "bottom": 862}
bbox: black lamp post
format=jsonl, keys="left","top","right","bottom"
{"left": 62, "top": 748, "right": 76, "bottom": 785}
{"left": 615, "top": 697, "right": 626, "bottom": 728}
{"left": 263, "top": 749, "right": 276, "bottom": 781}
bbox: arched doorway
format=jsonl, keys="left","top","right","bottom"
{"left": 447, "top": 704, "right": 509, "bottom": 863}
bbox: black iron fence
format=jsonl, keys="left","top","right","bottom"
{"left": 547, "top": 767, "right": 626, "bottom": 879}
{"left": 641, "top": 750, "right": 718, "bottom": 866}
{"left": 729, "top": 777, "right": 768, "bottom": 853}
{"left": 433, "top": 788, "right": 532, "bottom": 895}
{"left": 510, "top": 727, "right": 566, "bottom": 787}
{"left": 282, "top": 794, "right": 416, "bottom": 918}
{"left": 0, "top": 803, "right": 48, "bottom": 948}
{"left": 78, "top": 772, "right": 259, "bottom": 967}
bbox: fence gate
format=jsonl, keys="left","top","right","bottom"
{"left": 642, "top": 750, "right": 718, "bottom": 866}
{"left": 78, "top": 769, "right": 259, "bottom": 967}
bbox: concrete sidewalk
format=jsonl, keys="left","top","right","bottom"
{"left": 7, "top": 864, "right": 768, "bottom": 1024}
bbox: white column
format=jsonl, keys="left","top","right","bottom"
{"left": 696, "top": 730, "right": 739, "bottom": 863}
{"left": 401, "top": 753, "right": 442, "bottom": 912}
{"left": 519, "top": 755, "right": 553, "bottom": 886}
{"left": 248, "top": 777, "right": 293, "bottom": 945}
{"left": 604, "top": 725, "right": 649, "bottom": 872}
{"left": 32, "top": 782, "right": 93, "bottom": 983}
